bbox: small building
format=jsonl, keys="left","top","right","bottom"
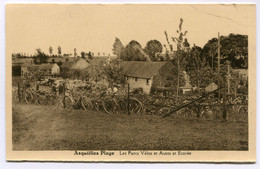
{"left": 33, "top": 63, "right": 60, "bottom": 75}
{"left": 12, "top": 57, "right": 34, "bottom": 76}
{"left": 61, "top": 58, "right": 89, "bottom": 71}
{"left": 205, "top": 82, "right": 218, "bottom": 92}
{"left": 121, "top": 61, "right": 174, "bottom": 94}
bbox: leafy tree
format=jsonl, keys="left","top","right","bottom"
{"left": 202, "top": 33, "right": 248, "bottom": 69}
{"left": 57, "top": 61, "right": 62, "bottom": 67}
{"left": 87, "top": 65, "right": 104, "bottom": 83}
{"left": 87, "top": 51, "right": 93, "bottom": 60}
{"left": 164, "top": 18, "right": 190, "bottom": 99}
{"left": 57, "top": 46, "right": 62, "bottom": 56}
{"left": 49, "top": 46, "right": 53, "bottom": 56}
{"left": 34, "top": 48, "right": 48, "bottom": 64}
{"left": 144, "top": 40, "right": 163, "bottom": 61}
{"left": 186, "top": 45, "right": 210, "bottom": 89}
{"left": 102, "top": 59, "right": 126, "bottom": 88}
{"left": 112, "top": 37, "right": 125, "bottom": 58}
{"left": 74, "top": 48, "right": 77, "bottom": 57}
{"left": 81, "top": 51, "right": 86, "bottom": 58}
{"left": 120, "top": 40, "right": 149, "bottom": 61}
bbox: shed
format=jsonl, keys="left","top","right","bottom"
{"left": 205, "top": 82, "right": 218, "bottom": 92}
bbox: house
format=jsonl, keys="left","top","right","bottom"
{"left": 39, "top": 63, "right": 60, "bottom": 75}
{"left": 32, "top": 63, "right": 60, "bottom": 75}
{"left": 60, "top": 58, "right": 90, "bottom": 71}
{"left": 12, "top": 57, "right": 34, "bottom": 76}
{"left": 60, "top": 58, "right": 90, "bottom": 78}
{"left": 121, "top": 61, "right": 174, "bottom": 94}
{"left": 89, "top": 56, "right": 116, "bottom": 66}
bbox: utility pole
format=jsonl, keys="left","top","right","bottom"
{"left": 227, "top": 62, "right": 230, "bottom": 94}
{"left": 177, "top": 53, "right": 179, "bottom": 104}
{"left": 127, "top": 83, "right": 130, "bottom": 115}
{"left": 218, "top": 32, "right": 221, "bottom": 99}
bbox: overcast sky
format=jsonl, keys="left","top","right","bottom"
{"left": 6, "top": 4, "right": 255, "bottom": 56}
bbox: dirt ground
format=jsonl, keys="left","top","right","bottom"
{"left": 12, "top": 103, "right": 248, "bottom": 151}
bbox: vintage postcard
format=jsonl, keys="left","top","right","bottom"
{"left": 6, "top": 4, "right": 256, "bottom": 162}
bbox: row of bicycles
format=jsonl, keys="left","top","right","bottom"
{"left": 12, "top": 87, "right": 144, "bottom": 115}
{"left": 12, "top": 86, "right": 248, "bottom": 121}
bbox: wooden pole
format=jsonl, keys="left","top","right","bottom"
{"left": 18, "top": 82, "right": 21, "bottom": 102}
{"left": 223, "top": 75, "right": 227, "bottom": 120}
{"left": 63, "top": 82, "right": 66, "bottom": 108}
{"left": 217, "top": 32, "right": 221, "bottom": 99}
{"left": 227, "top": 63, "right": 230, "bottom": 94}
{"left": 163, "top": 87, "right": 223, "bottom": 118}
{"left": 127, "top": 83, "right": 130, "bottom": 115}
{"left": 176, "top": 53, "right": 179, "bottom": 104}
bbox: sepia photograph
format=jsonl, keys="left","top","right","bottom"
{"left": 5, "top": 3, "right": 256, "bottom": 162}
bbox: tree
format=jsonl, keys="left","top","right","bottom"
{"left": 49, "top": 46, "right": 53, "bottom": 57}
{"left": 186, "top": 45, "right": 210, "bottom": 89}
{"left": 81, "top": 51, "right": 86, "bottom": 58}
{"left": 34, "top": 48, "right": 48, "bottom": 64}
{"left": 87, "top": 51, "right": 93, "bottom": 60}
{"left": 164, "top": 18, "right": 190, "bottom": 101}
{"left": 144, "top": 40, "right": 163, "bottom": 61}
{"left": 74, "top": 48, "right": 77, "bottom": 57}
{"left": 57, "top": 46, "right": 62, "bottom": 56}
{"left": 112, "top": 37, "right": 125, "bottom": 58}
{"left": 120, "top": 40, "right": 149, "bottom": 61}
{"left": 202, "top": 33, "right": 248, "bottom": 69}
{"left": 102, "top": 59, "right": 126, "bottom": 88}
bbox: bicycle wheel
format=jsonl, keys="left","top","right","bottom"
{"left": 117, "top": 98, "right": 127, "bottom": 113}
{"left": 238, "top": 106, "right": 248, "bottom": 122}
{"left": 62, "top": 95, "right": 74, "bottom": 109}
{"left": 33, "top": 93, "right": 43, "bottom": 105}
{"left": 24, "top": 91, "right": 33, "bottom": 103}
{"left": 81, "top": 96, "right": 93, "bottom": 111}
{"left": 129, "top": 98, "right": 143, "bottom": 114}
{"left": 102, "top": 97, "right": 116, "bottom": 114}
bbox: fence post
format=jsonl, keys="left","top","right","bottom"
{"left": 127, "top": 83, "right": 130, "bottom": 115}
{"left": 223, "top": 76, "right": 227, "bottom": 120}
{"left": 18, "top": 82, "right": 21, "bottom": 102}
{"left": 63, "top": 82, "right": 66, "bottom": 108}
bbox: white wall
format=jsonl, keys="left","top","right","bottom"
{"left": 127, "top": 76, "right": 153, "bottom": 94}
{"left": 52, "top": 64, "right": 60, "bottom": 75}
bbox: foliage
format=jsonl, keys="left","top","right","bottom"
{"left": 112, "top": 37, "right": 125, "bottom": 57}
{"left": 202, "top": 34, "right": 248, "bottom": 69}
{"left": 102, "top": 59, "right": 126, "bottom": 88}
{"left": 81, "top": 51, "right": 86, "bottom": 58}
{"left": 57, "top": 46, "right": 62, "bottom": 56}
{"left": 33, "top": 48, "right": 48, "bottom": 64}
{"left": 186, "top": 45, "right": 209, "bottom": 88}
{"left": 86, "top": 65, "right": 104, "bottom": 83}
{"left": 74, "top": 48, "right": 77, "bottom": 57}
{"left": 120, "top": 40, "right": 149, "bottom": 61}
{"left": 87, "top": 51, "right": 93, "bottom": 60}
{"left": 164, "top": 18, "right": 190, "bottom": 96}
{"left": 144, "top": 40, "right": 163, "bottom": 61}
{"left": 49, "top": 46, "right": 53, "bottom": 56}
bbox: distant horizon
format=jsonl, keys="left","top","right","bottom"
{"left": 6, "top": 4, "right": 254, "bottom": 56}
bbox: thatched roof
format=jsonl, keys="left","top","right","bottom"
{"left": 121, "top": 61, "right": 168, "bottom": 79}
{"left": 32, "top": 63, "right": 58, "bottom": 70}
{"left": 60, "top": 58, "right": 89, "bottom": 70}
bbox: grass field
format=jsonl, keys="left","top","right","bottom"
{"left": 12, "top": 103, "right": 248, "bottom": 151}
